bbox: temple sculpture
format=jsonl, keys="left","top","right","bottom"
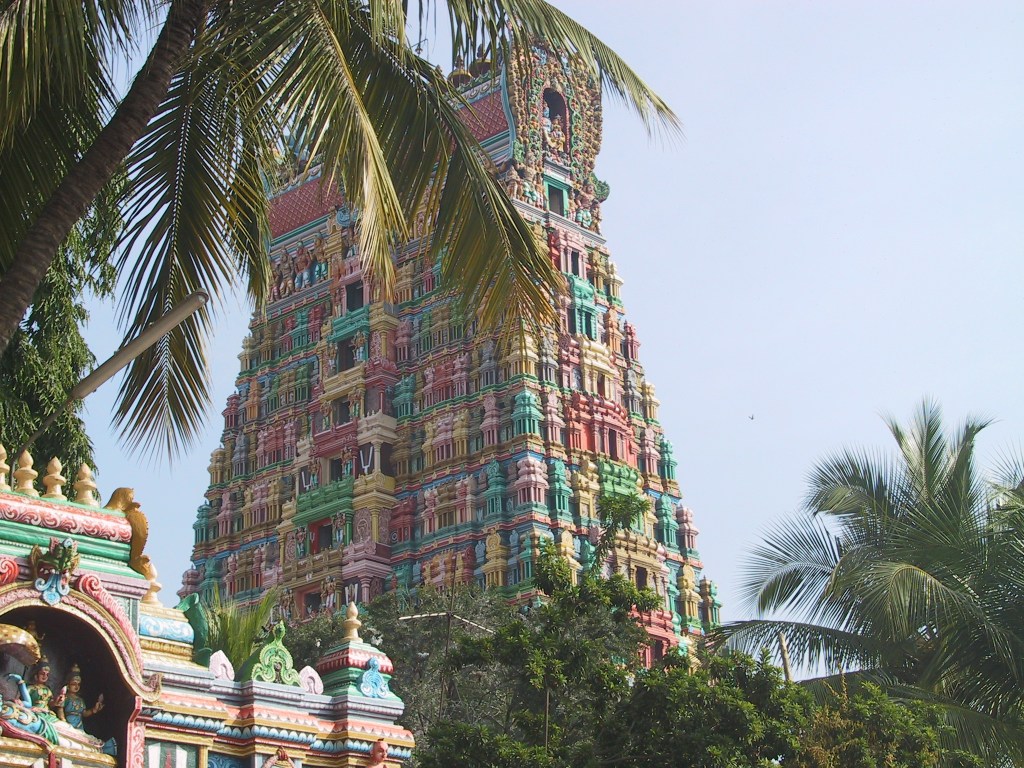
{"left": 183, "top": 42, "right": 721, "bottom": 659}
{"left": 0, "top": 448, "right": 413, "bottom": 767}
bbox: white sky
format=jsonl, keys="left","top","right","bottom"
{"left": 82, "top": 1, "right": 1024, "bottom": 617}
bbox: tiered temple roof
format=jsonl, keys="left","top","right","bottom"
{"left": 183, "top": 43, "right": 720, "bottom": 660}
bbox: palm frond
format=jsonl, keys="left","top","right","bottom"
{"left": 253, "top": 0, "right": 411, "bottom": 301}
{"left": 719, "top": 619, "right": 889, "bottom": 676}
{"left": 884, "top": 682, "right": 1024, "bottom": 766}
{"left": 739, "top": 513, "right": 842, "bottom": 617}
{"left": 207, "top": 586, "right": 280, "bottom": 672}
{"left": 0, "top": 0, "right": 144, "bottom": 146}
{"left": 0, "top": 95, "right": 107, "bottom": 272}
{"left": 738, "top": 400, "right": 1024, "bottom": 762}
{"left": 114, "top": 29, "right": 275, "bottom": 457}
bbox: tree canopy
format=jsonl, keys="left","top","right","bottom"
{"left": 723, "top": 400, "right": 1024, "bottom": 764}
{"left": 0, "top": 180, "right": 121, "bottom": 474}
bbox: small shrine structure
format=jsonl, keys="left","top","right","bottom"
{"left": 0, "top": 447, "right": 413, "bottom": 768}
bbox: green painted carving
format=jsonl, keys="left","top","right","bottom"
{"left": 658, "top": 437, "right": 677, "bottom": 481}
{"left": 175, "top": 593, "right": 212, "bottom": 666}
{"left": 567, "top": 274, "right": 595, "bottom": 302}
{"left": 238, "top": 622, "right": 301, "bottom": 685}
{"left": 294, "top": 477, "right": 353, "bottom": 527}
{"left": 328, "top": 304, "right": 370, "bottom": 342}
{"left": 512, "top": 390, "right": 542, "bottom": 436}
{"left": 596, "top": 460, "right": 640, "bottom": 498}
{"left": 394, "top": 374, "right": 417, "bottom": 418}
{"left": 484, "top": 461, "right": 506, "bottom": 518}
{"left": 655, "top": 495, "right": 679, "bottom": 550}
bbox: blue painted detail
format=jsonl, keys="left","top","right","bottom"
{"left": 34, "top": 572, "right": 68, "bottom": 606}
{"left": 358, "top": 656, "right": 390, "bottom": 698}
{"left": 209, "top": 754, "right": 246, "bottom": 768}
{"left": 311, "top": 738, "right": 413, "bottom": 758}
{"left": 139, "top": 614, "right": 194, "bottom": 643}
{"left": 149, "top": 711, "right": 222, "bottom": 733}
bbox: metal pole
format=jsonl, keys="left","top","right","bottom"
{"left": 14, "top": 290, "right": 209, "bottom": 459}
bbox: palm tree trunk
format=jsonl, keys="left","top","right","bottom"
{"left": 0, "top": 0, "right": 208, "bottom": 355}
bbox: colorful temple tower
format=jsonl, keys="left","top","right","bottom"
{"left": 183, "top": 43, "right": 720, "bottom": 657}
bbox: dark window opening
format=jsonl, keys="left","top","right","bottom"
{"left": 543, "top": 88, "right": 568, "bottom": 145}
{"left": 346, "top": 281, "right": 364, "bottom": 311}
{"left": 336, "top": 339, "right": 357, "bottom": 372}
{"left": 329, "top": 457, "right": 346, "bottom": 482}
{"left": 547, "top": 186, "right": 564, "bottom": 216}
{"left": 636, "top": 566, "right": 648, "bottom": 590}
{"left": 304, "top": 591, "right": 322, "bottom": 616}
{"left": 317, "top": 524, "right": 334, "bottom": 551}
{"left": 332, "top": 398, "right": 351, "bottom": 424}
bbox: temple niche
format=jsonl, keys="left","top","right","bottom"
{"left": 0, "top": 448, "right": 413, "bottom": 768}
{"left": 184, "top": 39, "right": 719, "bottom": 663}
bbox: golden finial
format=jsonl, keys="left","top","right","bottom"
{"left": 0, "top": 445, "right": 9, "bottom": 492}
{"left": 42, "top": 458, "right": 67, "bottom": 500}
{"left": 73, "top": 464, "right": 99, "bottom": 506}
{"left": 341, "top": 601, "right": 361, "bottom": 641}
{"left": 13, "top": 452, "right": 38, "bottom": 497}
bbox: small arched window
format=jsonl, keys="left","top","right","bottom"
{"left": 542, "top": 89, "right": 568, "bottom": 156}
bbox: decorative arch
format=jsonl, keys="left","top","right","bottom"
{"left": 0, "top": 583, "right": 160, "bottom": 703}
{"left": 0, "top": 600, "right": 152, "bottom": 753}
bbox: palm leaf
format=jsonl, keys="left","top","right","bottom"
{"left": 114, "top": 28, "right": 275, "bottom": 457}
{"left": 726, "top": 401, "right": 1024, "bottom": 761}
{"left": 0, "top": 0, "right": 146, "bottom": 147}
{"left": 207, "top": 586, "right": 280, "bottom": 672}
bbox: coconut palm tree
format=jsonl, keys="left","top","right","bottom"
{"left": 0, "top": 0, "right": 677, "bottom": 455}
{"left": 723, "top": 400, "right": 1024, "bottom": 764}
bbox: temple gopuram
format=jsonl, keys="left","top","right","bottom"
{"left": 183, "top": 43, "right": 721, "bottom": 659}
{"left": 0, "top": 449, "right": 413, "bottom": 768}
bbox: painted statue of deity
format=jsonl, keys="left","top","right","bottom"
{"left": 1, "top": 678, "right": 60, "bottom": 747}
{"left": 367, "top": 738, "right": 389, "bottom": 767}
{"left": 26, "top": 657, "right": 62, "bottom": 713}
{"left": 55, "top": 664, "right": 104, "bottom": 730}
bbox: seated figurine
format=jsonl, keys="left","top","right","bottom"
{"left": 26, "top": 656, "right": 62, "bottom": 713}
{"left": 1, "top": 673, "right": 60, "bottom": 746}
{"left": 55, "top": 664, "right": 104, "bottom": 730}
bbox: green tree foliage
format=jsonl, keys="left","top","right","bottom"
{"left": 336, "top": 502, "right": 961, "bottom": 767}
{"left": 282, "top": 610, "right": 349, "bottom": 672}
{"left": 589, "top": 491, "right": 653, "bottom": 570}
{"left": 793, "top": 683, "right": 981, "bottom": 768}
{"left": 418, "top": 649, "right": 956, "bottom": 768}
{"left": 205, "top": 587, "right": 279, "bottom": 670}
{"left": 447, "top": 541, "right": 658, "bottom": 764}
{"left": 362, "top": 586, "right": 514, "bottom": 745}
{"left": 724, "top": 401, "right": 1024, "bottom": 764}
{"left": 417, "top": 722, "right": 554, "bottom": 768}
{"left": 597, "top": 652, "right": 813, "bottom": 767}
{"left": 0, "top": 0, "right": 677, "bottom": 458}
{"left": 0, "top": 181, "right": 120, "bottom": 475}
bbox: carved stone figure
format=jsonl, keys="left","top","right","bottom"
{"left": 367, "top": 738, "right": 389, "bottom": 767}
{"left": 55, "top": 664, "right": 104, "bottom": 730}
{"left": 26, "top": 657, "right": 59, "bottom": 712}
